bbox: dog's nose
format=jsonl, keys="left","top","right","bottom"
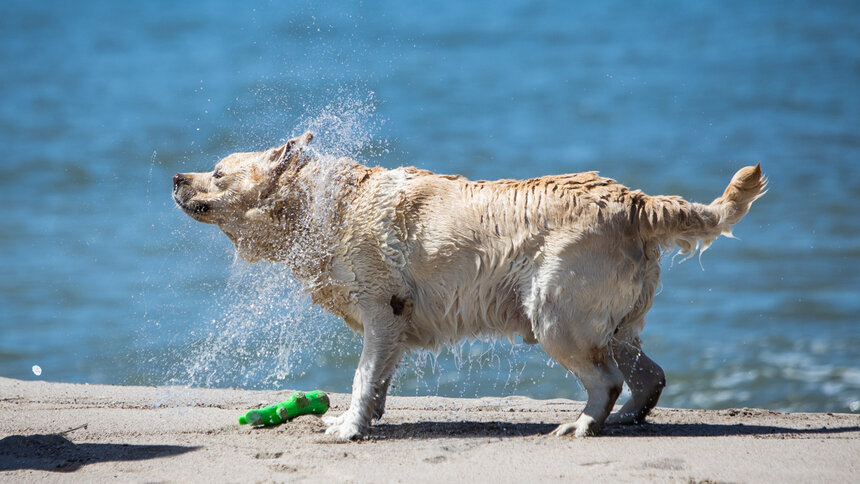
{"left": 173, "top": 173, "right": 187, "bottom": 187}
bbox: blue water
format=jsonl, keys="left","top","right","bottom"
{"left": 1, "top": 0, "right": 858, "bottom": 413}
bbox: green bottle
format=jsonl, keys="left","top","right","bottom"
{"left": 238, "top": 390, "right": 330, "bottom": 426}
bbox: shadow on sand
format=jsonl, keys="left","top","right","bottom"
{"left": 0, "top": 434, "right": 200, "bottom": 472}
{"left": 368, "top": 420, "right": 860, "bottom": 440}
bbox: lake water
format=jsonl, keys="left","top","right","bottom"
{"left": 1, "top": 0, "right": 858, "bottom": 414}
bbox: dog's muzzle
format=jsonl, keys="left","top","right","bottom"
{"left": 173, "top": 174, "right": 210, "bottom": 214}
{"left": 173, "top": 173, "right": 189, "bottom": 190}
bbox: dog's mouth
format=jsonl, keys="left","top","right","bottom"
{"left": 176, "top": 197, "right": 210, "bottom": 214}
{"left": 173, "top": 187, "right": 211, "bottom": 217}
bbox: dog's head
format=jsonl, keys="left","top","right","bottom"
{"left": 173, "top": 132, "right": 315, "bottom": 256}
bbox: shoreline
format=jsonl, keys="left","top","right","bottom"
{"left": 1, "top": 377, "right": 858, "bottom": 482}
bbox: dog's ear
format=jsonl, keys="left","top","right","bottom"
{"left": 269, "top": 132, "right": 314, "bottom": 180}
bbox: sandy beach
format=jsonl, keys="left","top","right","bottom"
{"left": 1, "top": 377, "right": 857, "bottom": 482}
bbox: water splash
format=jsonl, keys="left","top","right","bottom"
{"left": 397, "top": 339, "right": 557, "bottom": 399}
{"left": 164, "top": 91, "right": 380, "bottom": 391}
{"left": 169, "top": 261, "right": 351, "bottom": 389}
{"left": 295, "top": 90, "right": 386, "bottom": 159}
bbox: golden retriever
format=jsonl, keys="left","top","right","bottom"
{"left": 173, "top": 132, "right": 765, "bottom": 439}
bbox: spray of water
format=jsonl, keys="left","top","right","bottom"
{"left": 162, "top": 91, "right": 379, "bottom": 392}
{"left": 170, "top": 261, "right": 353, "bottom": 389}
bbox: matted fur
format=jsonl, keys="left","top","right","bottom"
{"left": 173, "top": 133, "right": 766, "bottom": 439}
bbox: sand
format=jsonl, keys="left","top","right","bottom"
{"left": 1, "top": 377, "right": 857, "bottom": 483}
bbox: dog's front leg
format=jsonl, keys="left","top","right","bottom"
{"left": 324, "top": 311, "right": 404, "bottom": 440}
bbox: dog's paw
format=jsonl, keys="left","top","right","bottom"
{"left": 322, "top": 414, "right": 346, "bottom": 427}
{"left": 322, "top": 411, "right": 365, "bottom": 440}
{"left": 324, "top": 420, "right": 364, "bottom": 440}
{"left": 552, "top": 415, "right": 598, "bottom": 438}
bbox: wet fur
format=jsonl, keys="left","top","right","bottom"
{"left": 174, "top": 133, "right": 766, "bottom": 439}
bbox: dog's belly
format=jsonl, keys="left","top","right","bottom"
{"left": 406, "top": 290, "right": 534, "bottom": 348}
{"left": 402, "top": 252, "right": 537, "bottom": 349}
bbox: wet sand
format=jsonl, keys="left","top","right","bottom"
{"left": 1, "top": 377, "right": 857, "bottom": 482}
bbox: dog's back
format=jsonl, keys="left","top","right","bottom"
{"left": 345, "top": 165, "right": 764, "bottom": 352}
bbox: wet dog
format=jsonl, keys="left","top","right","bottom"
{"left": 174, "top": 132, "right": 765, "bottom": 439}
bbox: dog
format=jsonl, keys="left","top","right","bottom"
{"left": 173, "top": 132, "right": 766, "bottom": 439}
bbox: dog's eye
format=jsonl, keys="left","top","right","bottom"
{"left": 213, "top": 170, "right": 224, "bottom": 179}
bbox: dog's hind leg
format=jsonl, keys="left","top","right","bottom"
{"left": 323, "top": 306, "right": 404, "bottom": 440}
{"left": 606, "top": 336, "right": 665, "bottom": 425}
{"left": 537, "top": 314, "right": 625, "bottom": 437}
{"left": 550, "top": 350, "right": 624, "bottom": 437}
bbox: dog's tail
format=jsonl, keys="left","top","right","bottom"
{"left": 634, "top": 164, "right": 767, "bottom": 254}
